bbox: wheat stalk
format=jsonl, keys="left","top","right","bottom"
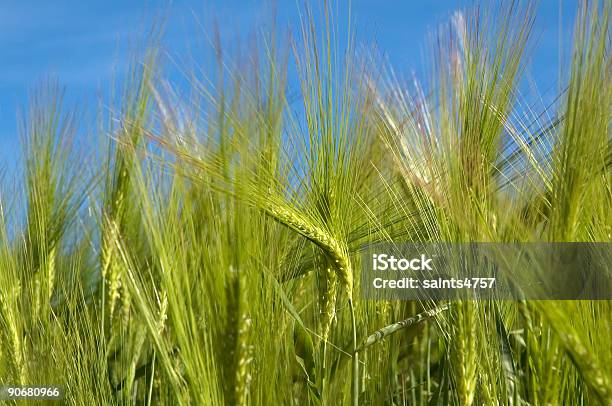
{"left": 357, "top": 304, "right": 450, "bottom": 352}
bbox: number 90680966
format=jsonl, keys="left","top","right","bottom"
{"left": 0, "top": 385, "right": 63, "bottom": 400}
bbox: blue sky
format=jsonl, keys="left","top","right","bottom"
{"left": 0, "top": 1, "right": 575, "bottom": 168}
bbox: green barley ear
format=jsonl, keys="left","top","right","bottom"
{"left": 548, "top": 0, "right": 611, "bottom": 241}
{"left": 264, "top": 200, "right": 353, "bottom": 297}
{"left": 0, "top": 284, "right": 26, "bottom": 385}
{"left": 449, "top": 301, "right": 477, "bottom": 406}
{"left": 107, "top": 270, "right": 121, "bottom": 319}
{"left": 318, "top": 256, "right": 337, "bottom": 342}
{"left": 537, "top": 301, "right": 612, "bottom": 404}
{"left": 101, "top": 45, "right": 156, "bottom": 322}
{"left": 20, "top": 80, "right": 81, "bottom": 324}
{"left": 225, "top": 267, "right": 252, "bottom": 405}
{"left": 101, "top": 216, "right": 131, "bottom": 326}
{"left": 234, "top": 273, "right": 252, "bottom": 405}
{"left": 102, "top": 218, "right": 123, "bottom": 318}
{"left": 0, "top": 189, "right": 24, "bottom": 385}
{"left": 157, "top": 290, "right": 168, "bottom": 335}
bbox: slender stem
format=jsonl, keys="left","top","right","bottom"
{"left": 349, "top": 298, "right": 358, "bottom": 406}
{"left": 147, "top": 351, "right": 156, "bottom": 405}
{"left": 321, "top": 341, "right": 327, "bottom": 401}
